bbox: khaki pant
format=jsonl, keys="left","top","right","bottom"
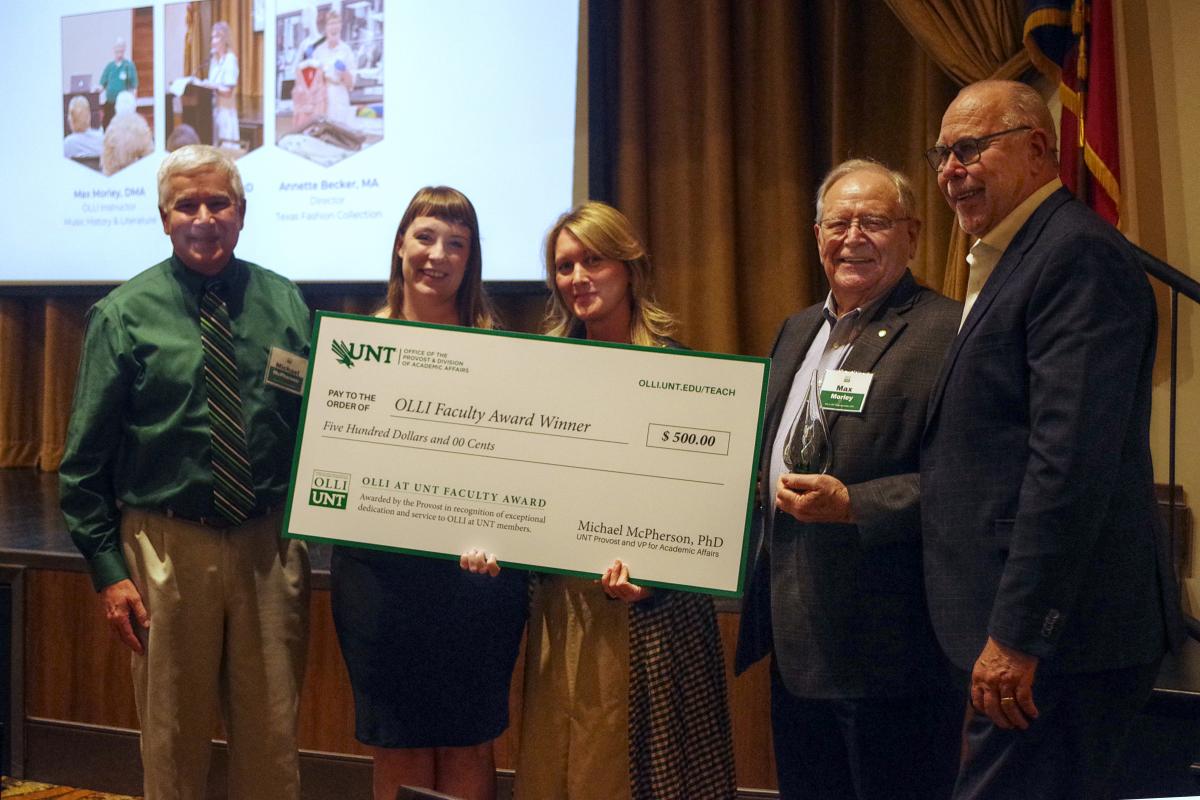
{"left": 121, "top": 508, "right": 310, "bottom": 800}
{"left": 514, "top": 577, "right": 631, "bottom": 800}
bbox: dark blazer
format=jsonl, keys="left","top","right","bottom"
{"left": 736, "top": 271, "right": 961, "bottom": 698}
{"left": 921, "top": 187, "right": 1183, "bottom": 674}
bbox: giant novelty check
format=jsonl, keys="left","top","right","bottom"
{"left": 285, "top": 312, "right": 769, "bottom": 596}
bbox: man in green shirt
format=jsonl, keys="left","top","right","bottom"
{"left": 60, "top": 144, "right": 312, "bottom": 800}
{"left": 99, "top": 38, "right": 138, "bottom": 129}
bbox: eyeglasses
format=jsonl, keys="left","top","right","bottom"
{"left": 817, "top": 215, "right": 910, "bottom": 236}
{"left": 924, "top": 126, "right": 1031, "bottom": 172}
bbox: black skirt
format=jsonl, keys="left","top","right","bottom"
{"left": 330, "top": 545, "right": 528, "bottom": 748}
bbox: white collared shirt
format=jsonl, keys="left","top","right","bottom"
{"left": 959, "top": 178, "right": 1063, "bottom": 329}
{"left": 767, "top": 294, "right": 878, "bottom": 518}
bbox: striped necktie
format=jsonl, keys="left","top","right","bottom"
{"left": 200, "top": 279, "right": 256, "bottom": 524}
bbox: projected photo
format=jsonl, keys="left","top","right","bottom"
{"left": 275, "top": 1, "right": 384, "bottom": 166}
{"left": 164, "top": 1, "right": 264, "bottom": 158}
{"left": 60, "top": 7, "right": 155, "bottom": 175}
{"left": 11, "top": 1, "right": 578, "bottom": 284}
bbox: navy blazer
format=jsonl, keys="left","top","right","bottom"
{"left": 736, "top": 271, "right": 960, "bottom": 698}
{"left": 921, "top": 187, "right": 1183, "bottom": 674}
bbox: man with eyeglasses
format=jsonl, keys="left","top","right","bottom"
{"left": 736, "top": 159, "right": 961, "bottom": 800}
{"left": 920, "top": 80, "right": 1181, "bottom": 800}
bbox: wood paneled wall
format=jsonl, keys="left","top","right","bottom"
{"left": 24, "top": 568, "right": 777, "bottom": 789}
{"left": 133, "top": 7, "right": 154, "bottom": 101}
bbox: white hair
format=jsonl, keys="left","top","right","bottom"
{"left": 114, "top": 90, "right": 136, "bottom": 115}
{"left": 157, "top": 144, "right": 245, "bottom": 210}
{"left": 814, "top": 158, "right": 917, "bottom": 222}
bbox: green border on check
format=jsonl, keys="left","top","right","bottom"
{"left": 283, "top": 310, "right": 771, "bottom": 598}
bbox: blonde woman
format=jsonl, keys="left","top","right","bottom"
{"left": 203, "top": 21, "right": 239, "bottom": 146}
{"left": 465, "top": 201, "right": 736, "bottom": 800}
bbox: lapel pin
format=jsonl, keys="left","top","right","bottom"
{"left": 877, "top": 329, "right": 887, "bottom": 337}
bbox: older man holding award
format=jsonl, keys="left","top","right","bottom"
{"left": 736, "top": 158, "right": 961, "bottom": 800}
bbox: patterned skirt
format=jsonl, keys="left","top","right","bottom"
{"left": 515, "top": 576, "right": 735, "bottom": 800}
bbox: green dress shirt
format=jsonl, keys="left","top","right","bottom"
{"left": 60, "top": 255, "right": 312, "bottom": 590}
{"left": 99, "top": 58, "right": 138, "bottom": 99}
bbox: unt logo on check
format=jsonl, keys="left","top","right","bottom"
{"left": 331, "top": 339, "right": 397, "bottom": 368}
{"left": 310, "top": 470, "right": 350, "bottom": 510}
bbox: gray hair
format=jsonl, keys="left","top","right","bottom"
{"left": 114, "top": 90, "right": 136, "bottom": 115}
{"left": 67, "top": 95, "right": 92, "bottom": 133}
{"left": 101, "top": 112, "right": 153, "bottom": 176}
{"left": 959, "top": 80, "right": 1059, "bottom": 167}
{"left": 814, "top": 158, "right": 917, "bottom": 222}
{"left": 156, "top": 144, "right": 245, "bottom": 210}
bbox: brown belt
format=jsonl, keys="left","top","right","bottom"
{"left": 161, "top": 505, "right": 282, "bottom": 530}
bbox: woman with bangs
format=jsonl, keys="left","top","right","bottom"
{"left": 331, "top": 186, "right": 528, "bottom": 800}
{"left": 463, "top": 201, "right": 735, "bottom": 799}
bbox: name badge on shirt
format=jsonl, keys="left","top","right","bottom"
{"left": 818, "top": 369, "right": 873, "bottom": 413}
{"left": 264, "top": 347, "right": 308, "bottom": 395}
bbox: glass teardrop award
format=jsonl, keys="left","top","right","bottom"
{"left": 782, "top": 370, "right": 832, "bottom": 474}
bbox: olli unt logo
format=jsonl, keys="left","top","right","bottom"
{"left": 309, "top": 470, "right": 350, "bottom": 510}
{"left": 331, "top": 339, "right": 397, "bottom": 368}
